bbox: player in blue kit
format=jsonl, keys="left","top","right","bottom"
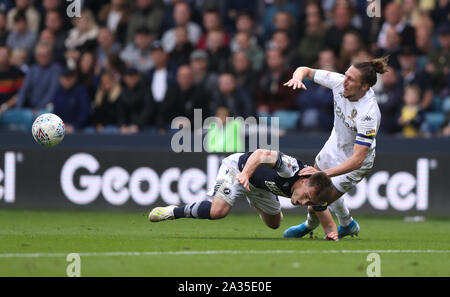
{"left": 149, "top": 149, "right": 338, "bottom": 241}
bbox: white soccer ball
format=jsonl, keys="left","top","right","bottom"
{"left": 32, "top": 113, "right": 65, "bottom": 147}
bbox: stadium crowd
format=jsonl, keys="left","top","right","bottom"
{"left": 0, "top": 0, "right": 448, "bottom": 138}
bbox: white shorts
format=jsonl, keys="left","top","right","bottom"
{"left": 315, "top": 149, "right": 372, "bottom": 194}
{"left": 206, "top": 153, "right": 281, "bottom": 216}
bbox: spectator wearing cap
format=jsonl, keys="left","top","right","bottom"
{"left": 426, "top": 23, "right": 450, "bottom": 94}
{"left": 169, "top": 25, "right": 195, "bottom": 68}
{"left": 157, "top": 65, "right": 209, "bottom": 131}
{"left": 161, "top": 2, "right": 202, "bottom": 53}
{"left": 118, "top": 67, "right": 154, "bottom": 134}
{"left": 120, "top": 27, "right": 155, "bottom": 74}
{"left": 398, "top": 45, "right": 433, "bottom": 111}
{"left": 148, "top": 40, "right": 176, "bottom": 126}
{"left": 189, "top": 49, "right": 218, "bottom": 99}
{"left": 52, "top": 67, "right": 90, "bottom": 133}
{"left": 7, "top": 0, "right": 40, "bottom": 33}
{"left": 126, "top": 0, "right": 164, "bottom": 44}
{"left": 97, "top": 0, "right": 131, "bottom": 45}
{"left": 6, "top": 10, "right": 38, "bottom": 58}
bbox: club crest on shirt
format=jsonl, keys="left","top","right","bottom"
{"left": 347, "top": 108, "right": 357, "bottom": 124}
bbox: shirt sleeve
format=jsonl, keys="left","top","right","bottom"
{"left": 274, "top": 152, "right": 300, "bottom": 178}
{"left": 355, "top": 113, "right": 378, "bottom": 147}
{"left": 313, "top": 69, "right": 345, "bottom": 90}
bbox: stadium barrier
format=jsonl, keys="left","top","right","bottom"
{"left": 1, "top": 134, "right": 449, "bottom": 215}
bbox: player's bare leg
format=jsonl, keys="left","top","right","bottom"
{"left": 253, "top": 206, "right": 282, "bottom": 230}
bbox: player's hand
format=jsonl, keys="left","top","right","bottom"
{"left": 283, "top": 78, "right": 307, "bottom": 90}
{"left": 325, "top": 232, "right": 339, "bottom": 241}
{"left": 298, "top": 166, "right": 319, "bottom": 177}
{"left": 236, "top": 172, "right": 251, "bottom": 192}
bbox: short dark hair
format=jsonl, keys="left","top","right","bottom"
{"left": 13, "top": 11, "right": 27, "bottom": 23}
{"left": 308, "top": 172, "right": 333, "bottom": 206}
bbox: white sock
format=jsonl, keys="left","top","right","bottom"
{"left": 328, "top": 197, "right": 353, "bottom": 227}
{"left": 305, "top": 212, "right": 319, "bottom": 230}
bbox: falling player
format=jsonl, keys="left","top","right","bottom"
{"left": 149, "top": 149, "right": 338, "bottom": 241}
{"left": 283, "top": 56, "right": 389, "bottom": 239}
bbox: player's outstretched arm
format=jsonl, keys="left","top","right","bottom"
{"left": 322, "top": 143, "right": 369, "bottom": 178}
{"left": 283, "top": 66, "right": 315, "bottom": 90}
{"left": 237, "top": 150, "right": 278, "bottom": 191}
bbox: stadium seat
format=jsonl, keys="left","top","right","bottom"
{"left": 423, "top": 112, "right": 446, "bottom": 133}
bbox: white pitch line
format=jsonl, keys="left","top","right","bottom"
{"left": 0, "top": 249, "right": 450, "bottom": 259}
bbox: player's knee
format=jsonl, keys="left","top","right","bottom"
{"left": 210, "top": 207, "right": 228, "bottom": 219}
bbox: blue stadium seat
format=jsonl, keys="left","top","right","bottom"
{"left": 423, "top": 112, "right": 446, "bottom": 133}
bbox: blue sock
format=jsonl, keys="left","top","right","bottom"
{"left": 173, "top": 201, "right": 212, "bottom": 219}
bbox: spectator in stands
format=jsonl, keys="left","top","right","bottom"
{"left": 39, "top": 28, "right": 64, "bottom": 64}
{"left": 336, "top": 31, "right": 362, "bottom": 73}
{"left": 118, "top": 67, "right": 154, "bottom": 134}
{"left": 229, "top": 50, "right": 257, "bottom": 98}
{"left": 0, "top": 11, "right": 9, "bottom": 45}
{"left": 297, "top": 1, "right": 325, "bottom": 67}
{"left": 7, "top": 0, "right": 40, "bottom": 33}
{"left": 229, "top": 11, "right": 260, "bottom": 49}
{"left": 272, "top": 11, "right": 298, "bottom": 44}
{"left": 126, "top": 0, "right": 164, "bottom": 44}
{"left": 2, "top": 42, "right": 61, "bottom": 130}
{"left": 375, "top": 25, "right": 401, "bottom": 70}
{"left": 52, "top": 67, "right": 90, "bottom": 133}
{"left": 197, "top": 8, "right": 230, "bottom": 50}
{"left": 324, "top": 3, "right": 361, "bottom": 57}
{"left": 398, "top": 85, "right": 425, "bottom": 138}
{"left": 189, "top": 49, "right": 218, "bottom": 99}
{"left": 157, "top": 65, "right": 209, "bottom": 130}
{"left": 10, "top": 48, "right": 28, "bottom": 73}
{"left": 233, "top": 31, "right": 264, "bottom": 72}
{"left": 220, "top": 0, "right": 260, "bottom": 35}
{"left": 0, "top": 46, "right": 24, "bottom": 115}
{"left": 77, "top": 50, "right": 98, "bottom": 102}
{"left": 148, "top": 40, "right": 176, "bottom": 126}
{"left": 375, "top": 65, "right": 403, "bottom": 134}
{"left": 398, "top": 45, "right": 433, "bottom": 111}
{"left": 297, "top": 49, "right": 334, "bottom": 132}
{"left": 426, "top": 23, "right": 450, "bottom": 95}
{"left": 16, "top": 41, "right": 61, "bottom": 109}
{"left": 6, "top": 10, "right": 38, "bottom": 57}
{"left": 43, "top": 10, "right": 66, "bottom": 62}
{"left": 39, "top": 0, "right": 69, "bottom": 31}
{"left": 169, "top": 25, "right": 195, "bottom": 67}
{"left": 205, "top": 29, "right": 230, "bottom": 74}
{"left": 211, "top": 72, "right": 254, "bottom": 119}
{"left": 376, "top": 2, "right": 416, "bottom": 51}
{"left": 161, "top": 2, "right": 202, "bottom": 53}
{"left": 91, "top": 71, "right": 122, "bottom": 133}
{"left": 65, "top": 9, "right": 99, "bottom": 52}
{"left": 96, "top": 27, "right": 121, "bottom": 70}
{"left": 256, "top": 47, "right": 299, "bottom": 129}
{"left": 262, "top": 0, "right": 300, "bottom": 41}
{"left": 120, "top": 27, "right": 155, "bottom": 74}
{"left": 270, "top": 30, "right": 298, "bottom": 68}
{"left": 97, "top": 0, "right": 130, "bottom": 45}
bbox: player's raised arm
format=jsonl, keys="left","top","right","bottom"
{"left": 237, "top": 150, "right": 278, "bottom": 191}
{"left": 283, "top": 66, "right": 315, "bottom": 90}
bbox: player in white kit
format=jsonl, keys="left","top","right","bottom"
{"left": 282, "top": 56, "right": 389, "bottom": 239}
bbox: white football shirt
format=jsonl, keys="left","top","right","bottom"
{"left": 312, "top": 70, "right": 381, "bottom": 170}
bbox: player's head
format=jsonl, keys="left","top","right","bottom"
{"left": 291, "top": 172, "right": 333, "bottom": 207}
{"left": 343, "top": 56, "right": 389, "bottom": 100}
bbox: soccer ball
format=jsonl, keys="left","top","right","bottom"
{"left": 32, "top": 113, "right": 65, "bottom": 147}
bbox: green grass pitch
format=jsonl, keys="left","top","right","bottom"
{"left": 0, "top": 209, "right": 449, "bottom": 277}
